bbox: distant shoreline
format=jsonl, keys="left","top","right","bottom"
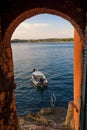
{"left": 11, "top": 38, "right": 74, "bottom": 43}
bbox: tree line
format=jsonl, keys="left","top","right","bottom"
{"left": 11, "top": 38, "right": 74, "bottom": 43}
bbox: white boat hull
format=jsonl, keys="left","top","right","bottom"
{"left": 32, "top": 71, "right": 48, "bottom": 88}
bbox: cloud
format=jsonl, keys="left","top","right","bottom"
{"left": 12, "top": 22, "right": 50, "bottom": 39}
{"left": 12, "top": 21, "right": 74, "bottom": 40}
{"left": 13, "top": 22, "right": 49, "bottom": 32}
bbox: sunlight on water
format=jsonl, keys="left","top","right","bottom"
{"left": 11, "top": 42, "right": 74, "bottom": 115}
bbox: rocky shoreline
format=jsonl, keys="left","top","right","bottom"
{"left": 18, "top": 107, "right": 71, "bottom": 130}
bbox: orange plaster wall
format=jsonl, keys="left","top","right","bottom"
{"left": 74, "top": 29, "right": 83, "bottom": 130}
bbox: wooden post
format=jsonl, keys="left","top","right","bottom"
{"left": 74, "top": 29, "right": 83, "bottom": 130}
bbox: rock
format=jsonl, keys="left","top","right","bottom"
{"left": 26, "top": 113, "right": 38, "bottom": 122}
{"left": 19, "top": 118, "right": 25, "bottom": 125}
{"left": 31, "top": 125, "right": 47, "bottom": 130}
{"left": 19, "top": 107, "right": 71, "bottom": 130}
{"left": 65, "top": 101, "right": 74, "bottom": 129}
{"left": 38, "top": 108, "right": 53, "bottom": 115}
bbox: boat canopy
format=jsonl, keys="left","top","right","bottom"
{"left": 32, "top": 71, "right": 46, "bottom": 78}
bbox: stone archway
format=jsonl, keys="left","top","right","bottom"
{"left": 0, "top": 7, "right": 85, "bottom": 130}
{"left": 3, "top": 8, "right": 84, "bottom": 43}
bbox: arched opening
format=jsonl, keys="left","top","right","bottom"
{"left": 11, "top": 13, "right": 74, "bottom": 129}
{"left": 2, "top": 8, "right": 84, "bottom": 130}
{"left": 3, "top": 8, "right": 83, "bottom": 43}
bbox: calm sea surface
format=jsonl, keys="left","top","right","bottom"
{"left": 11, "top": 42, "right": 74, "bottom": 116}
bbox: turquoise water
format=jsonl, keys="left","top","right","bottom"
{"left": 11, "top": 42, "right": 74, "bottom": 116}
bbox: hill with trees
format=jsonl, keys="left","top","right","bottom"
{"left": 11, "top": 38, "right": 74, "bottom": 43}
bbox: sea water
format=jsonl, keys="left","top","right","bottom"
{"left": 11, "top": 42, "right": 74, "bottom": 116}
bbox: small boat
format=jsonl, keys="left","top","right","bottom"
{"left": 50, "top": 93, "right": 56, "bottom": 107}
{"left": 32, "top": 69, "right": 48, "bottom": 88}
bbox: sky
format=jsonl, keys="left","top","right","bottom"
{"left": 11, "top": 14, "right": 74, "bottom": 40}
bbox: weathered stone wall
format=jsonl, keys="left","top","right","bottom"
{"left": 1, "top": 0, "right": 85, "bottom": 41}
{"left": 0, "top": 39, "right": 18, "bottom": 129}
{"left": 85, "top": 12, "right": 87, "bottom": 42}
{"left": 0, "top": 0, "right": 86, "bottom": 130}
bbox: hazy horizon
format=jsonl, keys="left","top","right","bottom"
{"left": 11, "top": 14, "right": 74, "bottom": 40}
